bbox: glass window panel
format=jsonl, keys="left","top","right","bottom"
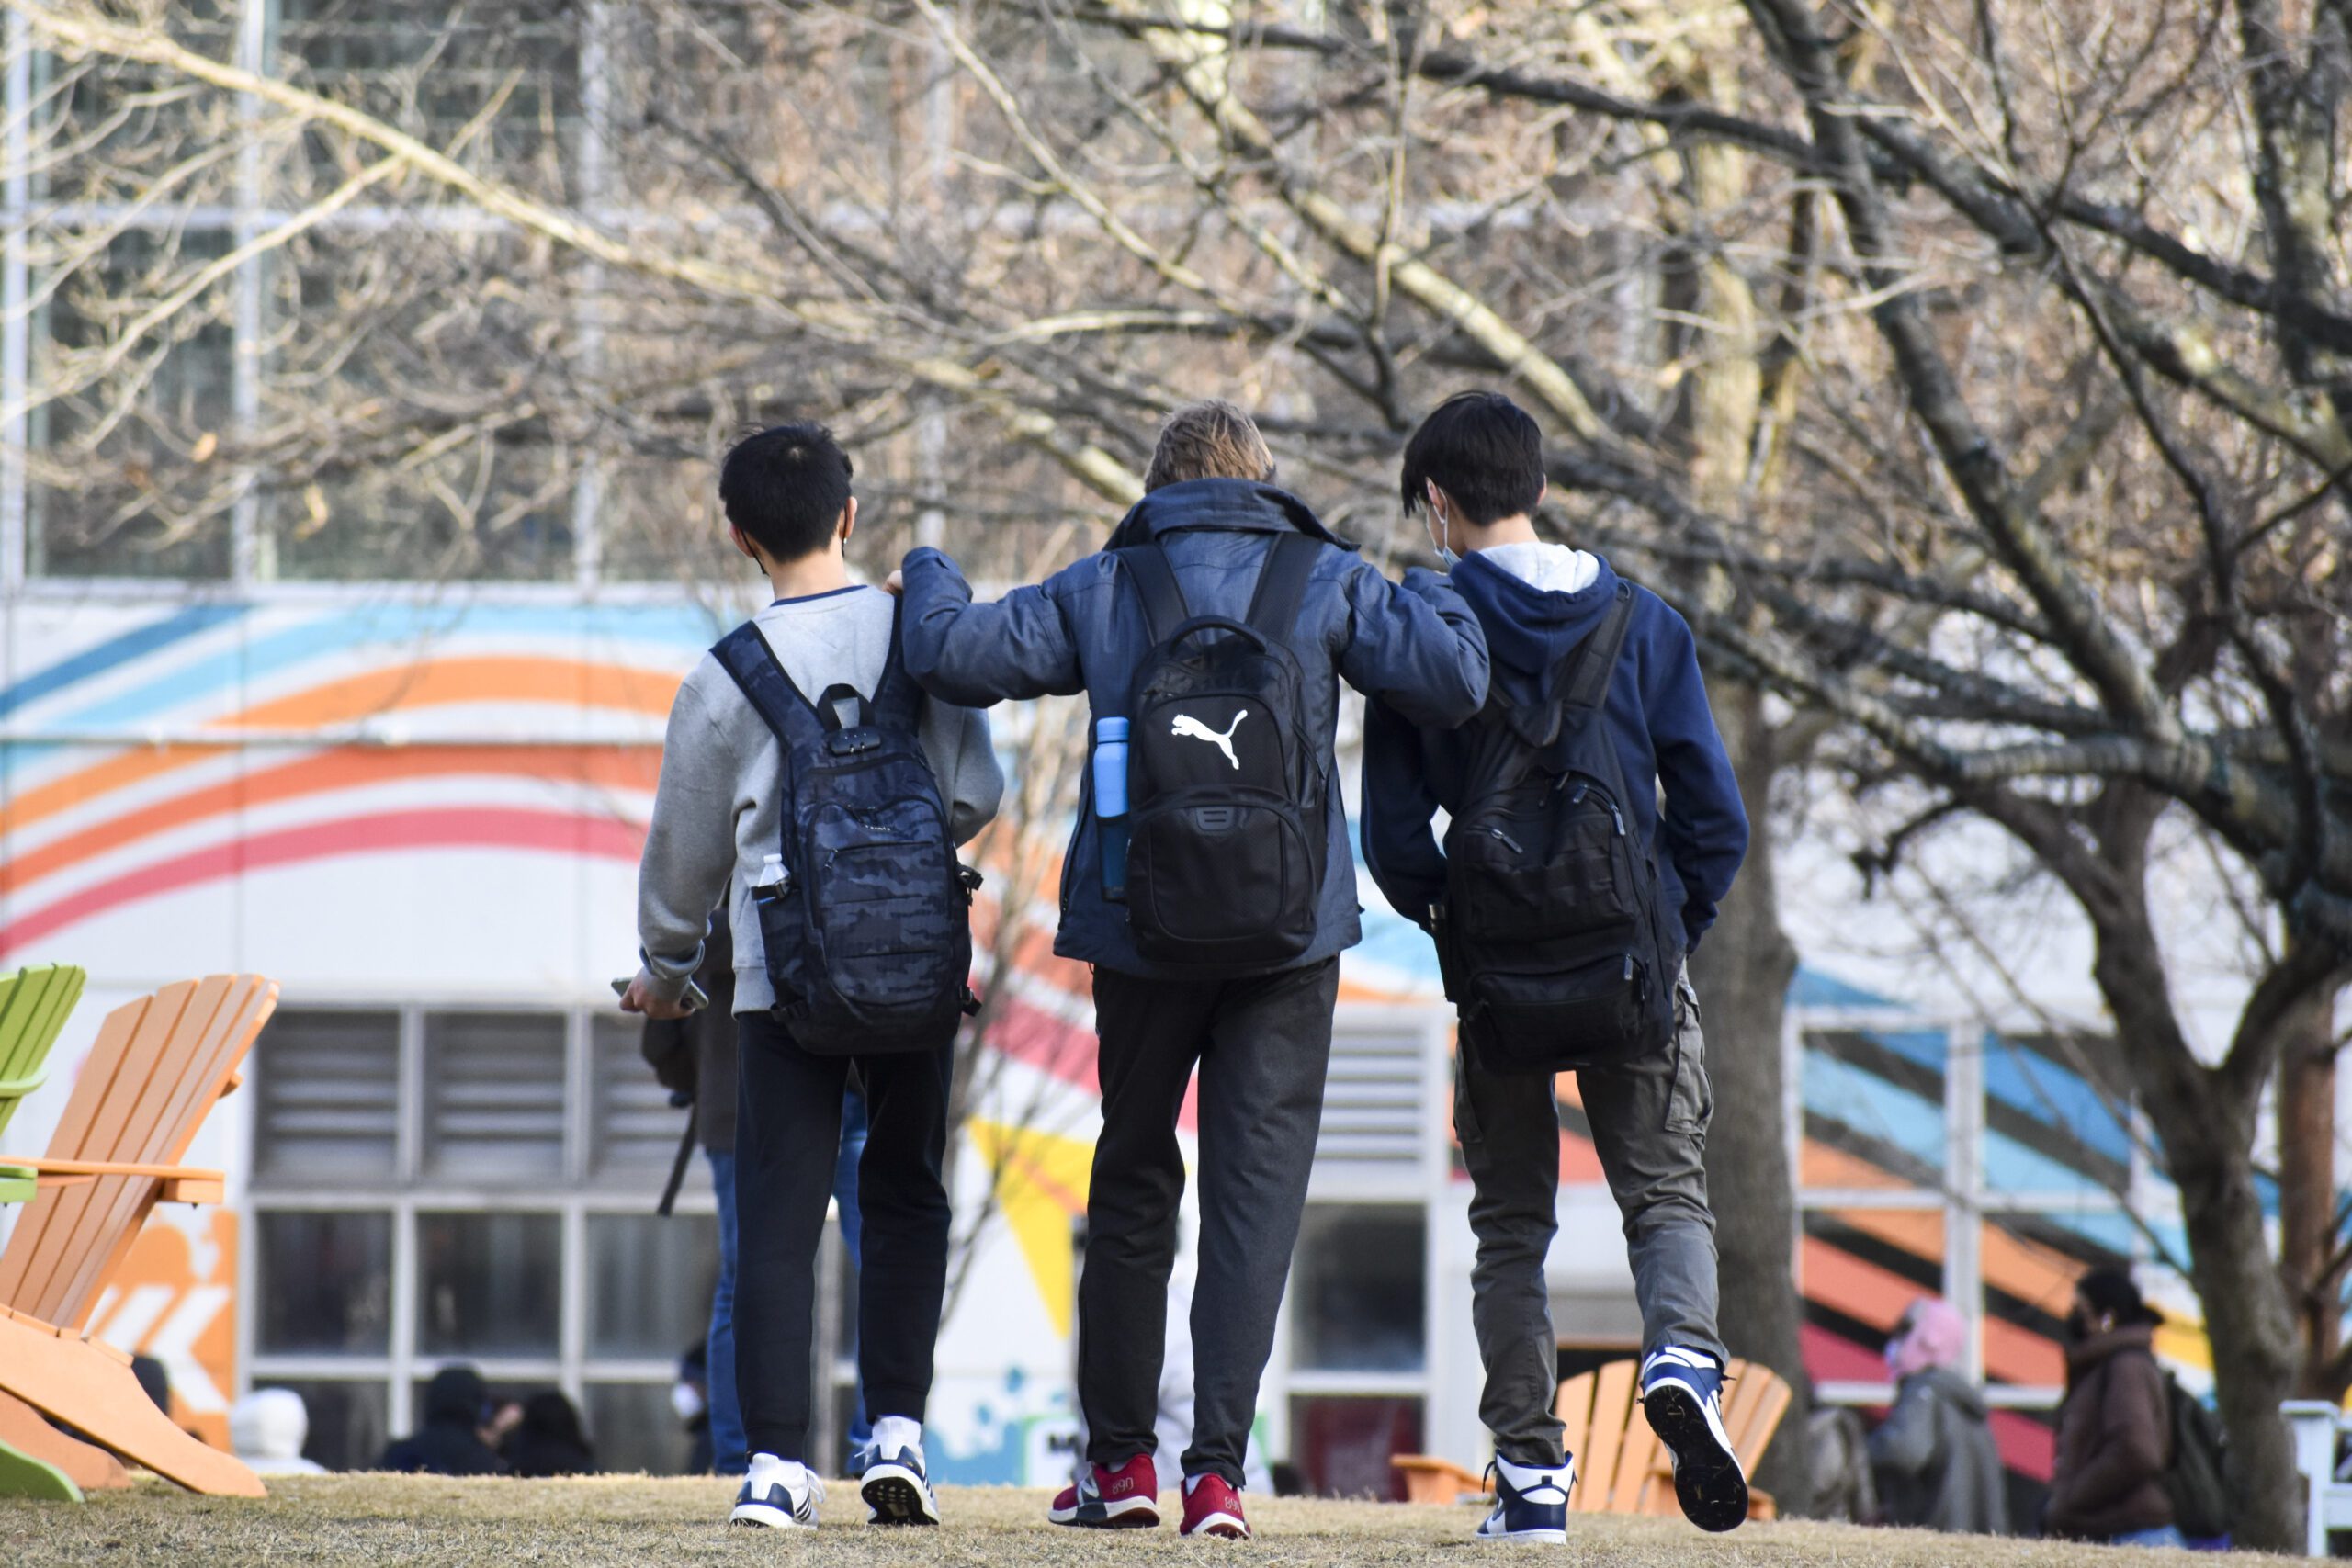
{"left": 255, "top": 1210, "right": 393, "bottom": 1356}
{"left": 254, "top": 1010, "right": 401, "bottom": 1183}
{"left": 1291, "top": 1206, "right": 1425, "bottom": 1372}
{"left": 585, "top": 1213, "right": 718, "bottom": 1359}
{"left": 1288, "top": 1395, "right": 1422, "bottom": 1500}
{"left": 416, "top": 1211, "right": 560, "bottom": 1358}
{"left": 583, "top": 1381, "right": 694, "bottom": 1477}
{"left": 591, "top": 1013, "right": 700, "bottom": 1185}
{"left": 423, "top": 1012, "right": 567, "bottom": 1182}
{"left": 29, "top": 231, "right": 237, "bottom": 580}
{"left": 256, "top": 1379, "right": 388, "bottom": 1472}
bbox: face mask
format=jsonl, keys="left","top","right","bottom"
{"left": 2064, "top": 1308, "right": 2093, "bottom": 1343}
{"left": 1430, "top": 503, "right": 1460, "bottom": 570}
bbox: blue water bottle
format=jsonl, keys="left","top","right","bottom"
{"left": 1094, "top": 716, "right": 1130, "bottom": 899}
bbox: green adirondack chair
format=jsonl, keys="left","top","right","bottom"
{"left": 0, "top": 964, "right": 86, "bottom": 1205}
{"left": 0, "top": 962, "right": 87, "bottom": 1500}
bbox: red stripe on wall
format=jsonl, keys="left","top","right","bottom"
{"left": 0, "top": 807, "right": 644, "bottom": 957}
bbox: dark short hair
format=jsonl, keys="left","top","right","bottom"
{"left": 1398, "top": 391, "right": 1545, "bottom": 525}
{"left": 718, "top": 422, "right": 854, "bottom": 561}
{"left": 2075, "top": 1268, "right": 2160, "bottom": 1325}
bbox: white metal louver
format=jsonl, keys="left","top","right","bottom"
{"left": 254, "top": 1010, "right": 401, "bottom": 1181}
{"left": 1310, "top": 1007, "right": 1453, "bottom": 1199}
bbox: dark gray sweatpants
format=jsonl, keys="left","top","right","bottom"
{"left": 1454, "top": 970, "right": 1724, "bottom": 1467}
{"left": 1080, "top": 958, "right": 1339, "bottom": 1487}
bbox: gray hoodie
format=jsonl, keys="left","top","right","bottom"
{"left": 1869, "top": 1366, "right": 2012, "bottom": 1535}
{"left": 636, "top": 585, "right": 1004, "bottom": 1012}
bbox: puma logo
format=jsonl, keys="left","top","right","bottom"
{"left": 1171, "top": 709, "right": 1248, "bottom": 770}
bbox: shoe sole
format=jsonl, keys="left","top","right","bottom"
{"left": 1643, "top": 1383, "right": 1748, "bottom": 1533}
{"left": 861, "top": 1466, "right": 940, "bottom": 1527}
{"left": 1047, "top": 1495, "right": 1160, "bottom": 1529}
{"left": 1181, "top": 1511, "right": 1250, "bottom": 1540}
{"left": 1476, "top": 1528, "right": 1568, "bottom": 1544}
{"left": 729, "top": 1501, "right": 813, "bottom": 1529}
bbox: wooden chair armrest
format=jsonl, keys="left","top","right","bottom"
{"left": 0, "top": 1155, "right": 227, "bottom": 1183}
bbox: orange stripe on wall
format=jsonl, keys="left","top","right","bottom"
{"left": 1830, "top": 1208, "right": 2084, "bottom": 1323}
{"left": 0, "top": 658, "right": 679, "bottom": 841}
{"left": 1800, "top": 1236, "right": 2055, "bottom": 1386}
{"left": 0, "top": 745, "right": 662, "bottom": 898}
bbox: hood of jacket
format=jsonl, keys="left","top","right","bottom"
{"left": 1102, "top": 477, "right": 1352, "bottom": 551}
{"left": 2065, "top": 1321, "right": 2155, "bottom": 1382}
{"left": 422, "top": 1364, "right": 490, "bottom": 1426}
{"left": 1447, "top": 547, "right": 1625, "bottom": 710}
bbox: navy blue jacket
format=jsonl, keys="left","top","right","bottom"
{"left": 899, "top": 479, "right": 1490, "bottom": 977}
{"left": 1361, "top": 548, "right": 1747, "bottom": 953}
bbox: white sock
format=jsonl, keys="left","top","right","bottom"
{"left": 1496, "top": 1454, "right": 1572, "bottom": 1486}
{"left": 871, "top": 1416, "right": 923, "bottom": 1459}
{"left": 747, "top": 1451, "right": 814, "bottom": 1495}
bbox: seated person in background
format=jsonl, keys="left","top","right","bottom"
{"left": 503, "top": 1391, "right": 597, "bottom": 1478}
{"left": 1869, "top": 1299, "right": 2009, "bottom": 1535}
{"left": 230, "top": 1388, "right": 326, "bottom": 1476}
{"left": 380, "top": 1364, "right": 509, "bottom": 1476}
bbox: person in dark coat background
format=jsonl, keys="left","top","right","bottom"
{"left": 380, "top": 1364, "right": 508, "bottom": 1476}
{"left": 2045, "top": 1269, "right": 2176, "bottom": 1547}
{"left": 502, "top": 1391, "right": 596, "bottom": 1478}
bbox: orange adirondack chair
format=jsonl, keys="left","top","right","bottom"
{"left": 1555, "top": 1357, "right": 1792, "bottom": 1521}
{"left": 0, "top": 976, "right": 277, "bottom": 1497}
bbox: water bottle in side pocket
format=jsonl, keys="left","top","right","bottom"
{"left": 1094, "top": 716, "right": 1130, "bottom": 900}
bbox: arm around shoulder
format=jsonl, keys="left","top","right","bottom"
{"left": 1337, "top": 558, "right": 1490, "bottom": 728}
{"left": 898, "top": 546, "right": 1085, "bottom": 705}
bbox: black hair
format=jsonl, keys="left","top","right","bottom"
{"left": 2075, "top": 1268, "right": 2161, "bottom": 1326}
{"left": 1398, "top": 390, "right": 1545, "bottom": 526}
{"left": 718, "top": 421, "right": 854, "bottom": 562}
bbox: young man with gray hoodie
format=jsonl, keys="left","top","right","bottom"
{"left": 624, "top": 422, "right": 1003, "bottom": 1530}
{"left": 1362, "top": 391, "right": 1751, "bottom": 1542}
{"left": 895, "top": 400, "right": 1488, "bottom": 1540}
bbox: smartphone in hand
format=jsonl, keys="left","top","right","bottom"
{"left": 612, "top": 976, "right": 711, "bottom": 1011}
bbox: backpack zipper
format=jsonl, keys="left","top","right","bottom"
{"left": 1485, "top": 827, "right": 1525, "bottom": 855}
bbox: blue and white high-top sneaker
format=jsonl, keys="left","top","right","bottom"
{"left": 1639, "top": 1347, "right": 1748, "bottom": 1532}
{"left": 857, "top": 1417, "right": 942, "bottom": 1527}
{"left": 1475, "top": 1454, "right": 1573, "bottom": 1544}
{"left": 730, "top": 1452, "right": 825, "bottom": 1529}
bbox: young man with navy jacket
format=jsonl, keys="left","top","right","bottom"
{"left": 1362, "top": 392, "right": 1751, "bottom": 1542}
{"left": 896, "top": 400, "right": 1489, "bottom": 1540}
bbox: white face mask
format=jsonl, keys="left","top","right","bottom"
{"left": 1429, "top": 500, "right": 1460, "bottom": 570}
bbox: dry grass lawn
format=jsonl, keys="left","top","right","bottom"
{"left": 0, "top": 1478, "right": 2280, "bottom": 1567}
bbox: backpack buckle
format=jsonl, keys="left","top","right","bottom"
{"left": 827, "top": 728, "right": 881, "bottom": 756}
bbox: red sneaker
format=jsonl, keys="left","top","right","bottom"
{"left": 1180, "top": 1473, "right": 1250, "bottom": 1540}
{"left": 1047, "top": 1453, "right": 1159, "bottom": 1528}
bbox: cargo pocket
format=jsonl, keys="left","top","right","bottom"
{"left": 1453, "top": 1052, "right": 1486, "bottom": 1148}
{"left": 1662, "top": 975, "right": 1713, "bottom": 1137}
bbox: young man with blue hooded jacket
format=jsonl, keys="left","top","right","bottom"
{"left": 896, "top": 400, "right": 1489, "bottom": 1540}
{"left": 1362, "top": 392, "right": 1751, "bottom": 1543}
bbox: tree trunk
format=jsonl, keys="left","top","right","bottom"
{"left": 2278, "top": 987, "right": 2341, "bottom": 1397}
{"left": 2097, "top": 927, "right": 2303, "bottom": 1551}
{"left": 1689, "top": 677, "right": 1812, "bottom": 1516}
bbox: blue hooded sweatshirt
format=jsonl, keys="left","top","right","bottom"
{"left": 1360, "top": 547, "right": 1748, "bottom": 954}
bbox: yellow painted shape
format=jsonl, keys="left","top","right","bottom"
{"left": 966, "top": 1118, "right": 1093, "bottom": 1338}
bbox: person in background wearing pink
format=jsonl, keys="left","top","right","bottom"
{"left": 1869, "top": 1299, "right": 2011, "bottom": 1535}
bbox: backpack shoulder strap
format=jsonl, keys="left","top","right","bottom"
{"left": 710, "top": 623, "right": 828, "bottom": 755}
{"left": 1245, "top": 530, "right": 1320, "bottom": 638}
{"left": 1560, "top": 581, "right": 1637, "bottom": 715}
{"left": 869, "top": 599, "right": 923, "bottom": 731}
{"left": 1119, "top": 542, "right": 1190, "bottom": 646}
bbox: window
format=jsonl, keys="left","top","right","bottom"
{"left": 1291, "top": 1206, "right": 1425, "bottom": 1372}
{"left": 247, "top": 1001, "right": 736, "bottom": 1472}
{"left": 423, "top": 1012, "right": 568, "bottom": 1182}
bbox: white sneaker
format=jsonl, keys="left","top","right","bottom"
{"left": 730, "top": 1452, "right": 824, "bottom": 1529}
{"left": 857, "top": 1419, "right": 941, "bottom": 1527}
{"left": 1475, "top": 1454, "right": 1573, "bottom": 1544}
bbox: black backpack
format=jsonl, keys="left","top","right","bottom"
{"left": 711, "top": 613, "right": 980, "bottom": 1055}
{"left": 2156, "top": 1364, "right": 2233, "bottom": 1540}
{"left": 1115, "top": 530, "right": 1326, "bottom": 972}
{"left": 1434, "top": 580, "right": 1677, "bottom": 1072}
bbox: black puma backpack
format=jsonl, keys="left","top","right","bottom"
{"left": 710, "top": 611, "right": 980, "bottom": 1055}
{"left": 1435, "top": 580, "right": 1678, "bottom": 1072}
{"left": 1115, "top": 529, "right": 1327, "bottom": 972}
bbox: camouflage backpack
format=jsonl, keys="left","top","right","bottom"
{"left": 711, "top": 609, "right": 979, "bottom": 1055}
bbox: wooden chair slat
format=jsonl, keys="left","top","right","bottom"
{"left": 1545, "top": 1355, "right": 1796, "bottom": 1522}
{"left": 1576, "top": 1360, "right": 1636, "bottom": 1511}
